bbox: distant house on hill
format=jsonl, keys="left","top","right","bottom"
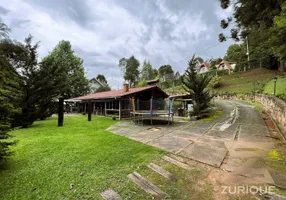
{"left": 216, "top": 60, "right": 236, "bottom": 71}
{"left": 90, "top": 78, "right": 106, "bottom": 93}
{"left": 198, "top": 62, "right": 211, "bottom": 74}
{"left": 195, "top": 61, "right": 211, "bottom": 74}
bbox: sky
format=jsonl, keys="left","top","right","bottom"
{"left": 0, "top": 0, "right": 234, "bottom": 89}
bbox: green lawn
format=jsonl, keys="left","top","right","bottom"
{"left": 263, "top": 76, "right": 286, "bottom": 95}
{"left": 165, "top": 68, "right": 285, "bottom": 94}
{"left": 214, "top": 68, "right": 284, "bottom": 94}
{"left": 0, "top": 116, "right": 166, "bottom": 199}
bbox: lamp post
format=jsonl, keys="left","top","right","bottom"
{"left": 273, "top": 76, "right": 278, "bottom": 96}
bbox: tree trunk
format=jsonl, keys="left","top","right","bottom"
{"left": 279, "top": 59, "right": 286, "bottom": 72}
{"left": 88, "top": 101, "right": 92, "bottom": 121}
{"left": 58, "top": 98, "right": 64, "bottom": 127}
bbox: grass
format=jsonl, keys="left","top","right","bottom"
{"left": 200, "top": 110, "right": 223, "bottom": 122}
{"left": 138, "top": 159, "right": 213, "bottom": 200}
{"left": 214, "top": 68, "right": 284, "bottom": 94}
{"left": 243, "top": 100, "right": 263, "bottom": 114}
{"left": 0, "top": 116, "right": 166, "bottom": 200}
{"left": 263, "top": 76, "right": 286, "bottom": 95}
{"left": 165, "top": 68, "right": 285, "bottom": 94}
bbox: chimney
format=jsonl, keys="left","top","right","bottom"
{"left": 123, "top": 83, "right": 129, "bottom": 92}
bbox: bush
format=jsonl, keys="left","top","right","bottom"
{"left": 112, "top": 116, "right": 117, "bottom": 120}
{"left": 209, "top": 75, "right": 221, "bottom": 88}
{"left": 137, "top": 79, "right": 147, "bottom": 87}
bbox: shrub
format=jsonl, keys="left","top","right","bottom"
{"left": 209, "top": 75, "right": 221, "bottom": 88}
{"left": 137, "top": 79, "right": 147, "bottom": 87}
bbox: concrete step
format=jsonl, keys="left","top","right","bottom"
{"left": 148, "top": 163, "right": 176, "bottom": 180}
{"left": 128, "top": 172, "right": 169, "bottom": 198}
{"left": 100, "top": 188, "right": 122, "bottom": 200}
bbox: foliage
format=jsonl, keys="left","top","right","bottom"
{"left": 141, "top": 60, "right": 155, "bottom": 80}
{"left": 153, "top": 68, "right": 158, "bottom": 78}
{"left": 224, "top": 44, "right": 248, "bottom": 71}
{"left": 181, "top": 56, "right": 213, "bottom": 115}
{"left": 0, "top": 35, "right": 39, "bottom": 128}
{"left": 0, "top": 55, "right": 19, "bottom": 161}
{"left": 137, "top": 79, "right": 147, "bottom": 87}
{"left": 158, "top": 64, "right": 174, "bottom": 81}
{"left": 118, "top": 56, "right": 140, "bottom": 87}
{"left": 95, "top": 85, "right": 111, "bottom": 93}
{"left": 10, "top": 39, "right": 90, "bottom": 127}
{"left": 41, "top": 40, "right": 90, "bottom": 98}
{"left": 209, "top": 75, "right": 221, "bottom": 89}
{"left": 13, "top": 35, "right": 42, "bottom": 128}
{"left": 96, "top": 74, "right": 108, "bottom": 85}
{"left": 219, "top": 0, "right": 284, "bottom": 70}
{"left": 0, "top": 22, "right": 20, "bottom": 161}
{"left": 270, "top": 2, "right": 286, "bottom": 60}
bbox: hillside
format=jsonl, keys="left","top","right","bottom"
{"left": 165, "top": 68, "right": 286, "bottom": 94}
{"left": 264, "top": 76, "right": 286, "bottom": 96}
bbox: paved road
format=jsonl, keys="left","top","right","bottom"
{"left": 107, "top": 100, "right": 275, "bottom": 184}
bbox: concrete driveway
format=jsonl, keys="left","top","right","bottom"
{"left": 107, "top": 100, "right": 276, "bottom": 184}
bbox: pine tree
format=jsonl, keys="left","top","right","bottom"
{"left": 0, "top": 46, "right": 21, "bottom": 161}
{"left": 181, "top": 56, "right": 213, "bottom": 116}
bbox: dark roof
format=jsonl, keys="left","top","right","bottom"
{"left": 70, "top": 85, "right": 168, "bottom": 100}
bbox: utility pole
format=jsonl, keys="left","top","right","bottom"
{"left": 246, "top": 36, "right": 250, "bottom": 71}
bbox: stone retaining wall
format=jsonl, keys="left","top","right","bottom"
{"left": 215, "top": 94, "right": 286, "bottom": 138}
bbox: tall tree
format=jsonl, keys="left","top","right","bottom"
{"left": 218, "top": 0, "right": 283, "bottom": 70}
{"left": 0, "top": 60, "right": 19, "bottom": 161}
{"left": 0, "top": 21, "right": 20, "bottom": 161}
{"left": 118, "top": 56, "right": 140, "bottom": 87}
{"left": 158, "top": 65, "right": 174, "bottom": 81}
{"left": 181, "top": 56, "right": 213, "bottom": 116}
{"left": 141, "top": 60, "right": 155, "bottom": 80}
{"left": 41, "top": 40, "right": 90, "bottom": 98}
{"left": 96, "top": 74, "right": 108, "bottom": 85}
{"left": 270, "top": 2, "right": 286, "bottom": 68}
{"left": 224, "top": 44, "right": 248, "bottom": 71}
{"left": 0, "top": 35, "right": 40, "bottom": 128}
{"left": 153, "top": 68, "right": 158, "bottom": 78}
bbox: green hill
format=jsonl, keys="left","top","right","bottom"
{"left": 264, "top": 76, "right": 286, "bottom": 96}
{"left": 165, "top": 68, "right": 286, "bottom": 95}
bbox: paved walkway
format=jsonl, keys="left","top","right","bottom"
{"left": 107, "top": 100, "right": 276, "bottom": 184}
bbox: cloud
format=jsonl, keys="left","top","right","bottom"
{"left": 0, "top": 6, "right": 10, "bottom": 15}
{"left": 1, "top": 0, "right": 235, "bottom": 89}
